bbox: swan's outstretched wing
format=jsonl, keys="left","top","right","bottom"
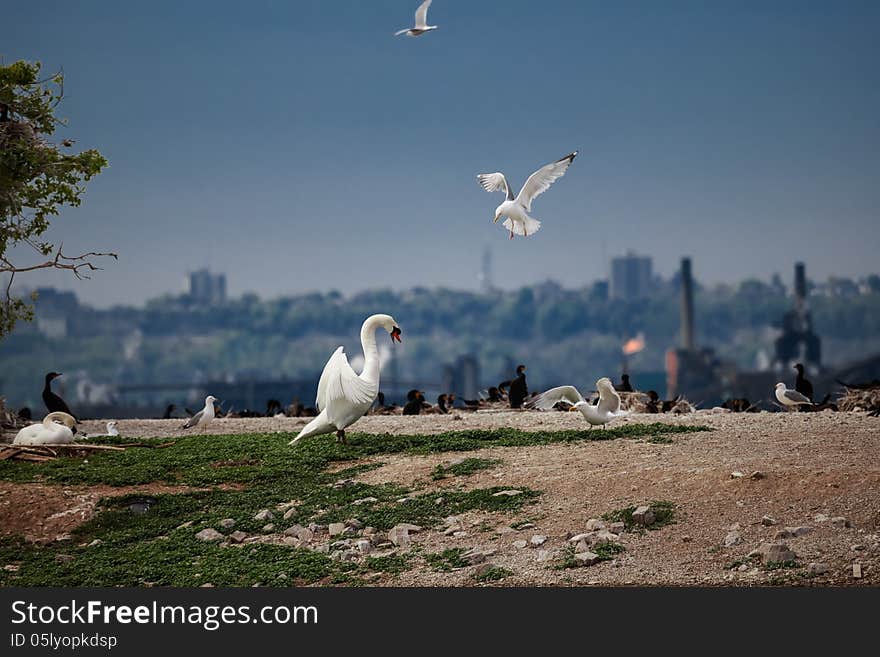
{"left": 516, "top": 151, "right": 577, "bottom": 211}
{"left": 597, "top": 385, "right": 622, "bottom": 415}
{"left": 414, "top": 0, "right": 432, "bottom": 28}
{"left": 526, "top": 385, "right": 584, "bottom": 410}
{"left": 316, "top": 346, "right": 376, "bottom": 411}
{"left": 477, "top": 172, "right": 514, "bottom": 200}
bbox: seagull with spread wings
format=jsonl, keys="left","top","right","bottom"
{"left": 395, "top": 0, "right": 438, "bottom": 37}
{"left": 526, "top": 377, "right": 627, "bottom": 428}
{"left": 477, "top": 151, "right": 577, "bottom": 239}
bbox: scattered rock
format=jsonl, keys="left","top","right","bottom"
{"left": 392, "top": 523, "right": 422, "bottom": 533}
{"left": 176, "top": 521, "right": 194, "bottom": 530}
{"left": 813, "top": 513, "right": 829, "bottom": 523}
{"left": 752, "top": 542, "right": 798, "bottom": 564}
{"left": 808, "top": 563, "right": 828, "bottom": 575}
{"left": 356, "top": 539, "right": 372, "bottom": 554}
{"left": 852, "top": 563, "right": 863, "bottom": 579}
{"left": 513, "top": 540, "right": 528, "bottom": 549}
{"left": 332, "top": 479, "right": 355, "bottom": 489}
{"left": 352, "top": 497, "right": 378, "bottom": 506}
{"left": 536, "top": 549, "right": 554, "bottom": 562}
{"left": 219, "top": 518, "right": 236, "bottom": 529}
{"left": 574, "top": 551, "right": 601, "bottom": 566}
{"left": 831, "top": 516, "right": 852, "bottom": 529}
{"left": 632, "top": 505, "right": 655, "bottom": 526}
{"left": 784, "top": 526, "right": 812, "bottom": 537}
{"left": 328, "top": 522, "right": 346, "bottom": 537}
{"left": 774, "top": 529, "right": 793, "bottom": 540}
{"left": 87, "top": 539, "right": 102, "bottom": 548}
{"left": 730, "top": 471, "right": 745, "bottom": 479}
{"left": 195, "top": 528, "right": 224, "bottom": 542}
{"left": 253, "top": 509, "right": 274, "bottom": 522}
{"left": 761, "top": 515, "right": 776, "bottom": 526}
{"left": 609, "top": 522, "right": 625, "bottom": 535}
{"left": 585, "top": 519, "right": 606, "bottom": 531}
{"left": 569, "top": 532, "right": 594, "bottom": 544}
{"left": 388, "top": 526, "right": 411, "bottom": 548}
{"left": 851, "top": 544, "right": 865, "bottom": 552}
{"left": 749, "top": 471, "right": 765, "bottom": 480}
{"left": 54, "top": 554, "right": 74, "bottom": 564}
{"left": 681, "top": 535, "right": 692, "bottom": 543}
{"left": 492, "top": 490, "right": 523, "bottom": 497}
{"left": 724, "top": 531, "right": 741, "bottom": 548}
{"left": 262, "top": 524, "right": 275, "bottom": 533}
{"left": 282, "top": 537, "right": 301, "bottom": 547}
{"left": 514, "top": 522, "right": 535, "bottom": 530}
{"left": 344, "top": 518, "right": 364, "bottom": 530}
{"left": 3, "top": 564, "right": 19, "bottom": 572}
{"left": 282, "top": 508, "right": 297, "bottom": 521}
{"left": 435, "top": 497, "right": 444, "bottom": 505}
{"left": 463, "top": 548, "right": 491, "bottom": 565}
{"left": 228, "top": 531, "right": 247, "bottom": 544}
{"left": 530, "top": 535, "right": 547, "bottom": 547}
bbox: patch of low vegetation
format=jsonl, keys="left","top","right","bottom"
{"left": 764, "top": 560, "right": 800, "bottom": 571}
{"left": 364, "top": 553, "right": 412, "bottom": 575}
{"left": 552, "top": 542, "right": 624, "bottom": 570}
{"left": 647, "top": 435, "right": 674, "bottom": 444}
{"left": 431, "top": 458, "right": 499, "bottom": 480}
{"left": 474, "top": 566, "right": 513, "bottom": 582}
{"left": 593, "top": 542, "right": 625, "bottom": 561}
{"left": 425, "top": 548, "right": 470, "bottom": 572}
{"left": 602, "top": 500, "right": 677, "bottom": 532}
{"left": 0, "top": 425, "right": 707, "bottom": 586}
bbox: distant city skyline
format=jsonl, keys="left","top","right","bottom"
{"left": 3, "top": 1, "right": 879, "bottom": 308}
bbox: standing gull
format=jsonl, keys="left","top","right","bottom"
{"left": 527, "top": 377, "right": 627, "bottom": 428}
{"left": 181, "top": 395, "right": 218, "bottom": 431}
{"left": 477, "top": 151, "right": 577, "bottom": 239}
{"left": 774, "top": 383, "right": 814, "bottom": 410}
{"left": 395, "top": 0, "right": 438, "bottom": 37}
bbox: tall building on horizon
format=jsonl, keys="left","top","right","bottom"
{"left": 187, "top": 269, "right": 227, "bottom": 305}
{"left": 610, "top": 251, "right": 653, "bottom": 300}
{"left": 478, "top": 246, "right": 494, "bottom": 293}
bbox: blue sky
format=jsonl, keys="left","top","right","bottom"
{"left": 3, "top": 1, "right": 879, "bottom": 307}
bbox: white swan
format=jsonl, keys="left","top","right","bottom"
{"left": 477, "top": 151, "right": 577, "bottom": 239}
{"left": 14, "top": 412, "right": 77, "bottom": 445}
{"left": 395, "top": 0, "right": 438, "bottom": 37}
{"left": 290, "top": 314, "right": 402, "bottom": 445}
{"left": 527, "top": 377, "right": 628, "bottom": 428}
{"left": 181, "top": 395, "right": 218, "bottom": 431}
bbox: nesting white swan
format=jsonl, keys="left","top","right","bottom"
{"left": 477, "top": 151, "right": 577, "bottom": 239}
{"left": 290, "top": 314, "right": 402, "bottom": 445}
{"left": 527, "top": 377, "right": 628, "bottom": 428}
{"left": 14, "top": 412, "right": 78, "bottom": 445}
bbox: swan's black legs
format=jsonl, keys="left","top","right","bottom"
{"left": 336, "top": 430, "right": 347, "bottom": 445}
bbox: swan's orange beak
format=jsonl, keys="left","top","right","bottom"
{"left": 391, "top": 326, "right": 402, "bottom": 343}
{"left": 568, "top": 405, "right": 579, "bottom": 412}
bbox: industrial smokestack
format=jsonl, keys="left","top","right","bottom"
{"left": 680, "top": 257, "right": 695, "bottom": 351}
{"left": 794, "top": 262, "right": 806, "bottom": 310}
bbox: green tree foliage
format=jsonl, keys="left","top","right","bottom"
{"left": 0, "top": 60, "right": 111, "bottom": 337}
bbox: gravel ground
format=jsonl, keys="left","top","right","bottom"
{"left": 3, "top": 409, "right": 878, "bottom": 586}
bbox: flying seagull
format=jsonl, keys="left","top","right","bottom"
{"left": 526, "top": 377, "right": 627, "bottom": 428}
{"left": 395, "top": 0, "right": 438, "bottom": 37}
{"left": 477, "top": 151, "right": 577, "bottom": 239}
{"left": 774, "top": 383, "right": 813, "bottom": 410}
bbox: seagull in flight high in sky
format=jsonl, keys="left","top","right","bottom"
{"left": 395, "top": 0, "right": 438, "bottom": 37}
{"left": 477, "top": 151, "right": 578, "bottom": 239}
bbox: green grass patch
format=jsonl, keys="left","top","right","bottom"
{"left": 602, "top": 500, "right": 677, "bottom": 532}
{"left": 553, "top": 542, "right": 625, "bottom": 569}
{"left": 431, "top": 458, "right": 500, "bottom": 480}
{"left": 0, "top": 425, "right": 707, "bottom": 586}
{"left": 474, "top": 566, "right": 513, "bottom": 582}
{"left": 425, "top": 548, "right": 470, "bottom": 572}
{"left": 363, "top": 553, "right": 412, "bottom": 575}
{"left": 764, "top": 560, "right": 800, "bottom": 571}
{"left": 647, "top": 435, "right": 674, "bottom": 444}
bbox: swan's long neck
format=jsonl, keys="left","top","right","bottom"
{"left": 359, "top": 318, "right": 382, "bottom": 384}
